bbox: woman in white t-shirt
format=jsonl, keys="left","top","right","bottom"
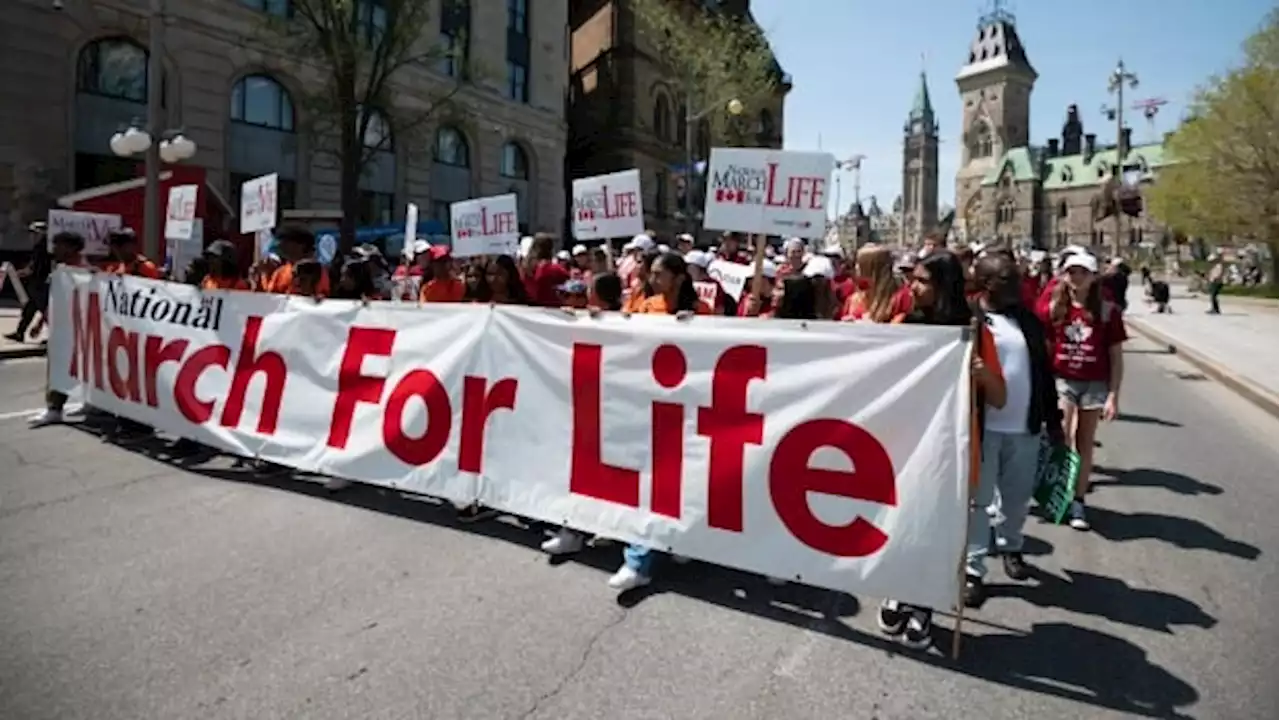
{"left": 963, "top": 252, "right": 1065, "bottom": 608}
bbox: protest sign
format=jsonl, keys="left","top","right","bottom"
{"left": 164, "top": 184, "right": 199, "bottom": 241}
{"left": 703, "top": 148, "right": 834, "bottom": 239}
{"left": 47, "top": 209, "right": 121, "bottom": 257}
{"left": 451, "top": 194, "right": 519, "bottom": 257}
{"left": 239, "top": 173, "right": 279, "bottom": 234}
{"left": 706, "top": 259, "right": 753, "bottom": 302}
{"left": 572, "top": 169, "right": 644, "bottom": 241}
{"left": 48, "top": 271, "right": 970, "bottom": 610}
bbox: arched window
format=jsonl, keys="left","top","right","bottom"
{"left": 501, "top": 142, "right": 528, "bottom": 179}
{"left": 996, "top": 199, "right": 1015, "bottom": 224}
{"left": 969, "top": 121, "right": 993, "bottom": 159}
{"left": 653, "top": 94, "right": 671, "bottom": 142}
{"left": 228, "top": 74, "right": 298, "bottom": 214}
{"left": 1058, "top": 200, "right": 1068, "bottom": 218}
{"left": 231, "top": 75, "right": 295, "bottom": 131}
{"left": 435, "top": 126, "right": 469, "bottom": 167}
{"left": 359, "top": 108, "right": 395, "bottom": 225}
{"left": 76, "top": 37, "right": 149, "bottom": 102}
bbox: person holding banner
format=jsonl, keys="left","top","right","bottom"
{"left": 801, "top": 255, "right": 839, "bottom": 319}
{"left": 485, "top": 255, "right": 531, "bottom": 305}
{"left": 738, "top": 260, "right": 778, "bottom": 318}
{"left": 200, "top": 241, "right": 250, "bottom": 291}
{"left": 103, "top": 228, "right": 161, "bottom": 279}
{"left": 683, "top": 250, "right": 726, "bottom": 315}
{"left": 878, "top": 250, "right": 1007, "bottom": 650}
{"left": 29, "top": 232, "right": 88, "bottom": 428}
{"left": 419, "top": 246, "right": 464, "bottom": 303}
{"left": 621, "top": 251, "right": 659, "bottom": 313}
{"left": 258, "top": 225, "right": 330, "bottom": 297}
{"left": 522, "top": 233, "right": 571, "bottom": 307}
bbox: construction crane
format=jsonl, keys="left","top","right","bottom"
{"left": 1132, "top": 97, "right": 1167, "bottom": 143}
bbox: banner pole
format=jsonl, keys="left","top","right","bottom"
{"left": 951, "top": 321, "right": 979, "bottom": 661}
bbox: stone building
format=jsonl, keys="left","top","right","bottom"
{"left": 951, "top": 9, "right": 1169, "bottom": 250}
{"left": 568, "top": 0, "right": 789, "bottom": 238}
{"left": 0, "top": 0, "right": 570, "bottom": 252}
{"left": 900, "top": 71, "right": 939, "bottom": 245}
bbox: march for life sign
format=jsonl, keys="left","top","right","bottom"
{"left": 703, "top": 148, "right": 835, "bottom": 239}
{"left": 47, "top": 209, "right": 121, "bottom": 257}
{"left": 164, "top": 184, "right": 199, "bottom": 241}
{"left": 706, "top": 259, "right": 753, "bottom": 302}
{"left": 451, "top": 193, "right": 519, "bottom": 258}
{"left": 239, "top": 173, "right": 279, "bottom": 234}
{"left": 572, "top": 169, "right": 644, "bottom": 241}
{"left": 47, "top": 270, "right": 971, "bottom": 610}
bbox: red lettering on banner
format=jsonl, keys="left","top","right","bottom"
{"left": 326, "top": 326, "right": 519, "bottom": 474}
{"left": 143, "top": 336, "right": 190, "bottom": 407}
{"left": 568, "top": 341, "right": 896, "bottom": 558}
{"left": 107, "top": 326, "right": 142, "bottom": 402}
{"left": 219, "top": 317, "right": 287, "bottom": 434}
{"left": 769, "top": 419, "right": 897, "bottom": 557}
{"left": 70, "top": 288, "right": 104, "bottom": 389}
{"left": 174, "top": 345, "right": 232, "bottom": 424}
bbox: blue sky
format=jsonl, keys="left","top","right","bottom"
{"left": 750, "top": 0, "right": 1274, "bottom": 218}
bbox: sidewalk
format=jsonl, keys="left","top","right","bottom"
{"left": 0, "top": 304, "right": 46, "bottom": 360}
{"left": 1124, "top": 283, "right": 1278, "bottom": 414}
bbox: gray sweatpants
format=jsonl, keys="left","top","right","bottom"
{"left": 966, "top": 430, "right": 1042, "bottom": 578}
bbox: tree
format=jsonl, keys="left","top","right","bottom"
{"left": 1147, "top": 10, "right": 1278, "bottom": 261}
{"left": 631, "top": 0, "right": 782, "bottom": 148}
{"left": 262, "top": 0, "right": 469, "bottom": 253}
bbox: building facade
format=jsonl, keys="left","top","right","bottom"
{"left": 952, "top": 9, "right": 1169, "bottom": 250}
{"left": 0, "top": 0, "right": 569, "bottom": 252}
{"left": 900, "top": 71, "right": 939, "bottom": 245}
{"left": 568, "top": 0, "right": 788, "bottom": 239}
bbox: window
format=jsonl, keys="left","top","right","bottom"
{"left": 1060, "top": 167, "right": 1073, "bottom": 183}
{"left": 500, "top": 142, "right": 528, "bottom": 179}
{"left": 431, "top": 200, "right": 453, "bottom": 231}
{"left": 439, "top": 1, "right": 471, "bottom": 78}
{"left": 653, "top": 94, "right": 671, "bottom": 141}
{"left": 655, "top": 171, "right": 668, "bottom": 217}
{"left": 359, "top": 190, "right": 395, "bottom": 225}
{"left": 355, "top": 0, "right": 387, "bottom": 46}
{"left": 969, "top": 121, "right": 993, "bottom": 158}
{"left": 435, "top": 126, "right": 469, "bottom": 167}
{"left": 362, "top": 107, "right": 393, "bottom": 151}
{"left": 230, "top": 172, "right": 297, "bottom": 216}
{"left": 506, "top": 60, "right": 529, "bottom": 102}
{"left": 1055, "top": 231, "right": 1069, "bottom": 247}
{"left": 758, "top": 108, "right": 775, "bottom": 137}
{"left": 675, "top": 104, "right": 688, "bottom": 144}
{"left": 507, "top": 0, "right": 527, "bottom": 33}
{"left": 1058, "top": 201, "right": 1068, "bottom": 218}
{"left": 1129, "top": 227, "right": 1144, "bottom": 246}
{"left": 240, "top": 0, "right": 290, "bottom": 17}
{"left": 996, "top": 199, "right": 1015, "bottom": 224}
{"left": 696, "top": 120, "right": 711, "bottom": 161}
{"left": 76, "top": 38, "right": 148, "bottom": 103}
{"left": 231, "top": 75, "right": 295, "bottom": 131}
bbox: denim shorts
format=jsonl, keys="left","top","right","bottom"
{"left": 1056, "top": 378, "right": 1108, "bottom": 410}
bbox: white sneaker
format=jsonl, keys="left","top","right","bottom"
{"left": 607, "top": 564, "right": 650, "bottom": 591}
{"left": 541, "top": 528, "right": 584, "bottom": 555}
{"left": 325, "top": 477, "right": 352, "bottom": 492}
{"left": 28, "top": 408, "right": 63, "bottom": 427}
{"left": 1068, "top": 500, "right": 1090, "bottom": 531}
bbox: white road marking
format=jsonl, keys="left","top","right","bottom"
{"left": 0, "top": 408, "right": 40, "bottom": 421}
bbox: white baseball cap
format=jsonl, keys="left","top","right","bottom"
{"left": 556, "top": 249, "right": 571, "bottom": 261}
{"left": 518, "top": 235, "right": 535, "bottom": 258}
{"left": 685, "top": 250, "right": 713, "bottom": 269}
{"left": 624, "top": 233, "right": 655, "bottom": 252}
{"left": 783, "top": 237, "right": 804, "bottom": 252}
{"left": 411, "top": 239, "right": 431, "bottom": 256}
{"left": 803, "top": 255, "right": 835, "bottom": 279}
{"left": 571, "top": 244, "right": 588, "bottom": 255}
{"left": 1062, "top": 253, "right": 1099, "bottom": 273}
{"left": 676, "top": 233, "right": 695, "bottom": 244}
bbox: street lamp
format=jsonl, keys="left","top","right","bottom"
{"left": 1102, "top": 58, "right": 1139, "bottom": 257}
{"left": 681, "top": 95, "right": 744, "bottom": 233}
{"left": 833, "top": 155, "right": 865, "bottom": 252}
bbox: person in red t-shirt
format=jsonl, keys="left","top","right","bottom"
{"left": 1038, "top": 251, "right": 1126, "bottom": 532}
{"left": 716, "top": 231, "right": 752, "bottom": 265}
{"left": 684, "top": 249, "right": 726, "bottom": 314}
{"left": 522, "top": 233, "right": 571, "bottom": 306}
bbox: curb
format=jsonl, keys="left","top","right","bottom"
{"left": 0, "top": 345, "right": 45, "bottom": 361}
{"left": 1126, "top": 316, "right": 1279, "bottom": 417}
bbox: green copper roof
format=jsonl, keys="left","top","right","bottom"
{"left": 909, "top": 71, "right": 933, "bottom": 121}
{"left": 981, "top": 142, "right": 1168, "bottom": 188}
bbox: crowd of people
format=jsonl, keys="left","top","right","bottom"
{"left": 13, "top": 220, "right": 1129, "bottom": 653}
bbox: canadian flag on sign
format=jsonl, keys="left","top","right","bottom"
{"left": 578, "top": 209, "right": 596, "bottom": 221}
{"left": 457, "top": 229, "right": 473, "bottom": 238}
{"left": 716, "top": 188, "right": 747, "bottom": 204}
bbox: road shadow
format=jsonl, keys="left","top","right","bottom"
{"left": 1088, "top": 505, "right": 1261, "bottom": 560}
{"left": 988, "top": 567, "right": 1216, "bottom": 634}
{"left": 1092, "top": 465, "right": 1223, "bottom": 496}
{"left": 61, "top": 418, "right": 1201, "bottom": 719}
{"left": 1114, "top": 412, "right": 1183, "bottom": 428}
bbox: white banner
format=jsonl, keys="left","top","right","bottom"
{"left": 707, "top": 259, "right": 753, "bottom": 303}
{"left": 47, "top": 209, "right": 121, "bottom": 257}
{"left": 572, "top": 169, "right": 645, "bottom": 241}
{"left": 239, "top": 173, "right": 279, "bottom": 234}
{"left": 47, "top": 270, "right": 970, "bottom": 609}
{"left": 451, "top": 194, "right": 519, "bottom": 258}
{"left": 703, "top": 148, "right": 834, "bottom": 239}
{"left": 164, "top": 184, "right": 199, "bottom": 240}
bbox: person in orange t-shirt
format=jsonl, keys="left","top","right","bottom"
{"left": 200, "top": 240, "right": 250, "bottom": 291}
{"left": 103, "top": 228, "right": 161, "bottom": 278}
{"left": 258, "top": 224, "right": 330, "bottom": 297}
{"left": 419, "top": 245, "right": 465, "bottom": 302}
{"left": 635, "top": 251, "right": 712, "bottom": 316}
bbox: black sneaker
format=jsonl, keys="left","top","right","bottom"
{"left": 456, "top": 504, "right": 498, "bottom": 524}
{"left": 1002, "top": 552, "right": 1030, "bottom": 580}
{"left": 877, "top": 599, "right": 908, "bottom": 635}
{"left": 900, "top": 608, "right": 933, "bottom": 650}
{"left": 962, "top": 574, "right": 986, "bottom": 608}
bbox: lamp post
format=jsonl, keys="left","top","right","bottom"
{"left": 1102, "top": 58, "right": 1138, "bottom": 258}
{"left": 833, "top": 155, "right": 865, "bottom": 252}
{"left": 682, "top": 95, "right": 744, "bottom": 234}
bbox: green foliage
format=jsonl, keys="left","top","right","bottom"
{"left": 1220, "top": 283, "right": 1278, "bottom": 299}
{"left": 631, "top": 0, "right": 779, "bottom": 140}
{"left": 1148, "top": 10, "right": 1278, "bottom": 250}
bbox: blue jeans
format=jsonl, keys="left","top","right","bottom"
{"left": 966, "top": 430, "right": 1042, "bottom": 578}
{"left": 623, "top": 543, "right": 654, "bottom": 576}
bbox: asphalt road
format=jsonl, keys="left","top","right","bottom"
{"left": 0, "top": 335, "right": 1275, "bottom": 720}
